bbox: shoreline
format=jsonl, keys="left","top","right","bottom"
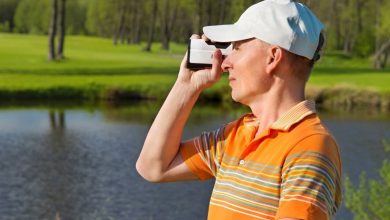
{"left": 0, "top": 84, "right": 389, "bottom": 111}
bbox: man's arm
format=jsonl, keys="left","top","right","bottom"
{"left": 136, "top": 35, "right": 223, "bottom": 183}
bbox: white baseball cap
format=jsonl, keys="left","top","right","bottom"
{"left": 203, "top": 0, "right": 323, "bottom": 60}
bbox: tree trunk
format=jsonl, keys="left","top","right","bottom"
{"left": 375, "top": 0, "right": 382, "bottom": 54}
{"left": 381, "top": 52, "right": 388, "bottom": 68}
{"left": 113, "top": 1, "right": 128, "bottom": 45}
{"left": 218, "top": 0, "right": 226, "bottom": 24}
{"left": 160, "top": 0, "right": 170, "bottom": 50}
{"left": 355, "top": 0, "right": 364, "bottom": 33}
{"left": 9, "top": 18, "right": 15, "bottom": 32}
{"left": 129, "top": 0, "right": 138, "bottom": 44}
{"left": 120, "top": 1, "right": 131, "bottom": 45}
{"left": 48, "top": 0, "right": 58, "bottom": 61}
{"left": 331, "top": 0, "right": 342, "bottom": 49}
{"left": 343, "top": 32, "right": 351, "bottom": 54}
{"left": 341, "top": 0, "right": 356, "bottom": 54}
{"left": 113, "top": 8, "right": 125, "bottom": 45}
{"left": 194, "top": 0, "right": 203, "bottom": 34}
{"left": 144, "top": 0, "right": 158, "bottom": 52}
{"left": 374, "top": 39, "right": 390, "bottom": 69}
{"left": 160, "top": 0, "right": 178, "bottom": 50}
{"left": 205, "top": 0, "right": 213, "bottom": 25}
{"left": 57, "top": 0, "right": 66, "bottom": 59}
{"left": 373, "top": 0, "right": 386, "bottom": 69}
{"left": 133, "top": 1, "right": 143, "bottom": 44}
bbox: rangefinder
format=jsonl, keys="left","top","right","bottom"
{"left": 187, "top": 39, "right": 232, "bottom": 70}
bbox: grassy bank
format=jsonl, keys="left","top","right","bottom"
{"left": 0, "top": 33, "right": 389, "bottom": 109}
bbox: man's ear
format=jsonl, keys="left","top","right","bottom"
{"left": 265, "top": 46, "right": 283, "bottom": 74}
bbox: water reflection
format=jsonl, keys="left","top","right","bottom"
{"left": 0, "top": 102, "right": 389, "bottom": 220}
{"left": 49, "top": 110, "right": 66, "bottom": 130}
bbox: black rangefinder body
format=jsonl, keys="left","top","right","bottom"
{"left": 187, "top": 39, "right": 232, "bottom": 70}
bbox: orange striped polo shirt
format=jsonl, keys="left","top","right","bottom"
{"left": 180, "top": 100, "right": 342, "bottom": 220}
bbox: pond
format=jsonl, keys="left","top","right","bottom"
{"left": 0, "top": 102, "right": 389, "bottom": 220}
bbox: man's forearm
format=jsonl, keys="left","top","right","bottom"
{"left": 136, "top": 80, "right": 200, "bottom": 181}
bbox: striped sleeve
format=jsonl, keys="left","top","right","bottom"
{"left": 276, "top": 134, "right": 342, "bottom": 220}
{"left": 180, "top": 124, "right": 230, "bottom": 180}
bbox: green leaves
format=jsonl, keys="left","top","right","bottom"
{"left": 344, "top": 139, "right": 390, "bottom": 220}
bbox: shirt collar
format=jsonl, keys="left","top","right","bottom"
{"left": 270, "top": 100, "right": 316, "bottom": 131}
{"left": 242, "top": 100, "right": 316, "bottom": 131}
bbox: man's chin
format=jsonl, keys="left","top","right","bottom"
{"left": 231, "top": 93, "right": 241, "bottom": 103}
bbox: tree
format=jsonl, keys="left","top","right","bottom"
{"left": 339, "top": 0, "right": 358, "bottom": 54}
{"left": 331, "top": 0, "right": 342, "bottom": 50}
{"left": 159, "top": 0, "right": 179, "bottom": 50}
{"left": 57, "top": 0, "right": 66, "bottom": 59}
{"left": 144, "top": 0, "right": 158, "bottom": 52}
{"left": 48, "top": 0, "right": 67, "bottom": 61}
{"left": 218, "top": 0, "right": 227, "bottom": 24}
{"left": 14, "top": 0, "right": 51, "bottom": 34}
{"left": 129, "top": 0, "right": 144, "bottom": 44}
{"left": 48, "top": 0, "right": 58, "bottom": 61}
{"left": 0, "top": 0, "right": 21, "bottom": 32}
{"left": 64, "top": 0, "right": 88, "bottom": 35}
{"left": 112, "top": 0, "right": 130, "bottom": 45}
{"left": 6, "top": 0, "right": 387, "bottom": 62}
{"left": 85, "top": 0, "right": 114, "bottom": 37}
{"left": 373, "top": 0, "right": 390, "bottom": 69}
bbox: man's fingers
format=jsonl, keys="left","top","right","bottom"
{"left": 210, "top": 49, "right": 223, "bottom": 79}
{"left": 201, "top": 34, "right": 209, "bottom": 41}
{"left": 190, "top": 34, "right": 201, "bottom": 40}
{"left": 180, "top": 51, "right": 188, "bottom": 70}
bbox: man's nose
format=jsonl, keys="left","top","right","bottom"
{"left": 221, "top": 55, "right": 232, "bottom": 72}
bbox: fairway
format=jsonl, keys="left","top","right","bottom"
{"left": 0, "top": 33, "right": 389, "bottom": 102}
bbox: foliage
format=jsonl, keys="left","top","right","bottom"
{"left": 65, "top": 0, "right": 88, "bottom": 35}
{"left": 3, "top": 0, "right": 390, "bottom": 62}
{"left": 13, "top": 0, "right": 87, "bottom": 35}
{"left": 85, "top": 0, "right": 116, "bottom": 37}
{"left": 377, "top": 0, "right": 390, "bottom": 42}
{"left": 0, "top": 0, "right": 21, "bottom": 32}
{"left": 14, "top": 0, "right": 50, "bottom": 34}
{"left": 344, "top": 139, "right": 390, "bottom": 220}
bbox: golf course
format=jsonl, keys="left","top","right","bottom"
{"left": 1, "top": 33, "right": 389, "bottom": 109}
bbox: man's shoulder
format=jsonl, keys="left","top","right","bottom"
{"left": 291, "top": 113, "right": 333, "bottom": 137}
{"left": 286, "top": 113, "right": 341, "bottom": 163}
{"left": 284, "top": 113, "right": 339, "bottom": 152}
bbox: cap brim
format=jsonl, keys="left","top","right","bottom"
{"left": 203, "top": 24, "right": 254, "bottom": 42}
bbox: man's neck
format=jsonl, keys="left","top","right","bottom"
{"left": 249, "top": 85, "right": 305, "bottom": 135}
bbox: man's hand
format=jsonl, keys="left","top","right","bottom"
{"left": 177, "top": 34, "right": 223, "bottom": 93}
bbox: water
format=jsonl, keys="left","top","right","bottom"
{"left": 0, "top": 103, "right": 389, "bottom": 220}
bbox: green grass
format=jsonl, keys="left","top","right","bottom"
{"left": 0, "top": 33, "right": 185, "bottom": 99}
{"left": 310, "top": 51, "right": 390, "bottom": 92}
{"left": 0, "top": 33, "right": 184, "bottom": 74}
{"left": 309, "top": 72, "right": 390, "bottom": 92}
{"left": 0, "top": 33, "right": 389, "bottom": 105}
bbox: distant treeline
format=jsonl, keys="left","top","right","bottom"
{"left": 1, "top": 0, "right": 390, "bottom": 67}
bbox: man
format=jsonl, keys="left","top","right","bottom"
{"left": 136, "top": 0, "right": 342, "bottom": 219}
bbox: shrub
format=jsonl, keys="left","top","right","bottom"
{"left": 344, "top": 139, "right": 390, "bottom": 220}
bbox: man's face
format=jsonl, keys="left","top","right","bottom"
{"left": 221, "top": 38, "right": 272, "bottom": 105}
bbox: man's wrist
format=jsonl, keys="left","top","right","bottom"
{"left": 173, "top": 80, "right": 202, "bottom": 99}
